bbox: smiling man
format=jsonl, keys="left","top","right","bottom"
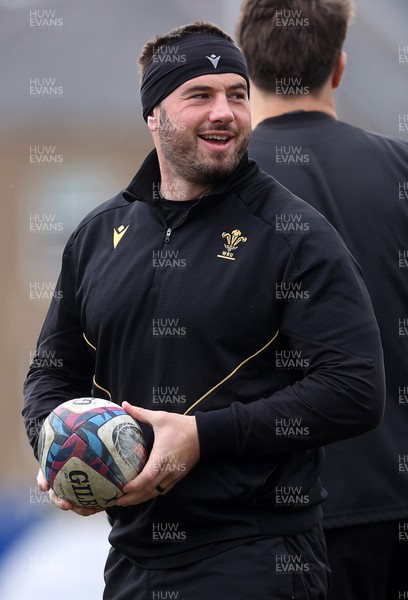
{"left": 23, "top": 21, "right": 385, "bottom": 600}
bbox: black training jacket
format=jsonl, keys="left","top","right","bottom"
{"left": 249, "top": 111, "right": 408, "bottom": 528}
{"left": 23, "top": 149, "right": 385, "bottom": 567}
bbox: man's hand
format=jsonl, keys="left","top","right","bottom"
{"left": 116, "top": 403, "right": 200, "bottom": 507}
{"left": 37, "top": 469, "right": 104, "bottom": 517}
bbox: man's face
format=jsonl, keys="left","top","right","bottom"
{"left": 153, "top": 73, "right": 251, "bottom": 186}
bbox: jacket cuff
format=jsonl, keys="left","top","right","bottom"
{"left": 195, "top": 407, "right": 236, "bottom": 458}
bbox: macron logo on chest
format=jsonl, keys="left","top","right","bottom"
{"left": 113, "top": 224, "right": 130, "bottom": 249}
{"left": 206, "top": 54, "right": 221, "bottom": 69}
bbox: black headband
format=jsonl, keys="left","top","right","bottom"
{"left": 140, "top": 33, "right": 250, "bottom": 122}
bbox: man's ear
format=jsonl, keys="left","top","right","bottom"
{"left": 332, "top": 51, "right": 347, "bottom": 90}
{"left": 147, "top": 106, "right": 160, "bottom": 131}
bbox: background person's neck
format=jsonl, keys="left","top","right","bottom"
{"left": 250, "top": 83, "right": 338, "bottom": 129}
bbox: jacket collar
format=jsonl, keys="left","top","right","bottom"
{"left": 123, "top": 148, "right": 258, "bottom": 207}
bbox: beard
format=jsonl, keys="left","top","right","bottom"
{"left": 158, "top": 106, "right": 251, "bottom": 186}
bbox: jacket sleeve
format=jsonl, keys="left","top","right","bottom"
{"left": 22, "top": 237, "right": 95, "bottom": 459}
{"left": 195, "top": 217, "right": 386, "bottom": 458}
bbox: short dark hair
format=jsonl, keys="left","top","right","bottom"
{"left": 138, "top": 21, "right": 235, "bottom": 77}
{"left": 236, "top": 0, "right": 355, "bottom": 94}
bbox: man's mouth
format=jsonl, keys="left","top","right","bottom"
{"left": 198, "top": 132, "right": 235, "bottom": 147}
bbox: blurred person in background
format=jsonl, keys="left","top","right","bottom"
{"left": 237, "top": 1, "right": 408, "bottom": 598}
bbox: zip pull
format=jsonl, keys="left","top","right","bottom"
{"left": 164, "top": 227, "right": 172, "bottom": 244}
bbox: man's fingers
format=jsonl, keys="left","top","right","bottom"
{"left": 71, "top": 506, "right": 105, "bottom": 517}
{"left": 49, "top": 488, "right": 103, "bottom": 515}
{"left": 120, "top": 463, "right": 156, "bottom": 496}
{"left": 116, "top": 478, "right": 174, "bottom": 506}
{"left": 116, "top": 461, "right": 162, "bottom": 506}
{"left": 49, "top": 489, "right": 75, "bottom": 511}
{"left": 37, "top": 469, "right": 76, "bottom": 511}
{"left": 37, "top": 468, "right": 50, "bottom": 492}
{"left": 121, "top": 402, "right": 149, "bottom": 423}
{"left": 152, "top": 478, "right": 178, "bottom": 496}
{"left": 121, "top": 402, "right": 158, "bottom": 427}
{"left": 116, "top": 454, "right": 180, "bottom": 506}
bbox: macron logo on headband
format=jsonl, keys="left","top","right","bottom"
{"left": 206, "top": 53, "right": 221, "bottom": 68}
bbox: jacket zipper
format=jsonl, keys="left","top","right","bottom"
{"left": 164, "top": 227, "right": 172, "bottom": 244}
{"left": 159, "top": 203, "right": 200, "bottom": 245}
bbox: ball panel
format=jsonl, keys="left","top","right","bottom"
{"left": 48, "top": 432, "right": 123, "bottom": 490}
{"left": 55, "top": 397, "right": 112, "bottom": 414}
{"left": 39, "top": 413, "right": 70, "bottom": 483}
{"left": 52, "top": 457, "right": 123, "bottom": 508}
{"left": 38, "top": 416, "right": 54, "bottom": 481}
{"left": 47, "top": 409, "right": 72, "bottom": 437}
{"left": 96, "top": 417, "right": 147, "bottom": 485}
{"left": 53, "top": 398, "right": 124, "bottom": 433}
